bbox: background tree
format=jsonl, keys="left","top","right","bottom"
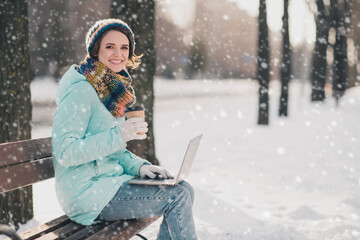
{"left": 279, "top": 0, "right": 291, "bottom": 117}
{"left": 111, "top": 0, "right": 159, "bottom": 165}
{"left": 187, "top": 39, "right": 207, "bottom": 79}
{"left": 348, "top": 0, "right": 360, "bottom": 88}
{"left": 310, "top": 0, "right": 330, "bottom": 101}
{"left": 257, "top": 0, "right": 270, "bottom": 125}
{"left": 48, "top": 0, "right": 73, "bottom": 80}
{"left": 0, "top": 0, "right": 33, "bottom": 229}
{"left": 29, "top": 0, "right": 73, "bottom": 80}
{"left": 330, "top": 0, "right": 349, "bottom": 105}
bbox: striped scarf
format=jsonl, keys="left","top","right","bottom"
{"left": 79, "top": 57, "right": 135, "bottom": 117}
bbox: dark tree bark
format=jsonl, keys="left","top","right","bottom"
{"left": 310, "top": 0, "right": 330, "bottom": 101}
{"left": 346, "top": 0, "right": 359, "bottom": 89}
{"left": 110, "top": 0, "right": 159, "bottom": 165}
{"left": 257, "top": 0, "right": 270, "bottom": 125}
{"left": 279, "top": 0, "right": 291, "bottom": 117}
{"left": 348, "top": 1, "right": 360, "bottom": 88}
{"left": 330, "top": 0, "right": 349, "bottom": 105}
{"left": 0, "top": 0, "right": 33, "bottom": 229}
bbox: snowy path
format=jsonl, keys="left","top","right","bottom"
{"left": 153, "top": 79, "right": 360, "bottom": 239}
{"left": 7, "top": 78, "right": 359, "bottom": 240}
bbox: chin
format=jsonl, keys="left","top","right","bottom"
{"left": 109, "top": 65, "right": 124, "bottom": 73}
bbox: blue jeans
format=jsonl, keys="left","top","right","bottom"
{"left": 97, "top": 181, "right": 197, "bottom": 240}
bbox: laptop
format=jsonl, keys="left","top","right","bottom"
{"left": 128, "top": 134, "right": 203, "bottom": 186}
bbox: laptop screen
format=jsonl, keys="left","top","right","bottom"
{"left": 176, "top": 134, "right": 203, "bottom": 182}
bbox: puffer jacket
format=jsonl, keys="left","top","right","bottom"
{"left": 52, "top": 65, "right": 150, "bottom": 225}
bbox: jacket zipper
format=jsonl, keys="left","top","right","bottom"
{"left": 94, "top": 161, "right": 98, "bottom": 175}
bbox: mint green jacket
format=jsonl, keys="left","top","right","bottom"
{"left": 52, "top": 65, "right": 150, "bottom": 225}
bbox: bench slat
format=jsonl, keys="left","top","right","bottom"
{"left": 85, "top": 216, "right": 161, "bottom": 240}
{"left": 0, "top": 138, "right": 51, "bottom": 167}
{"left": 62, "top": 221, "right": 113, "bottom": 240}
{"left": 36, "top": 221, "right": 84, "bottom": 240}
{"left": 0, "top": 157, "right": 54, "bottom": 193}
{"left": 19, "top": 215, "right": 160, "bottom": 240}
{"left": 20, "top": 215, "right": 70, "bottom": 240}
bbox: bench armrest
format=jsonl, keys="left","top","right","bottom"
{"left": 0, "top": 224, "right": 21, "bottom": 240}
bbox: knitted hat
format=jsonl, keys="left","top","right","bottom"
{"left": 85, "top": 18, "right": 135, "bottom": 58}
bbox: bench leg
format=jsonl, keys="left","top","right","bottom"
{"left": 135, "top": 233, "right": 148, "bottom": 240}
{"left": 0, "top": 224, "right": 22, "bottom": 240}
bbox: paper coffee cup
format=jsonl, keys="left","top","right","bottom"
{"left": 125, "top": 106, "right": 145, "bottom": 135}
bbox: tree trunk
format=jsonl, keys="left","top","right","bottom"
{"left": 330, "top": 0, "right": 349, "bottom": 105}
{"left": 110, "top": 0, "right": 159, "bottom": 165}
{"left": 348, "top": 0, "right": 360, "bottom": 88}
{"left": 279, "top": 0, "right": 291, "bottom": 117}
{"left": 310, "top": 0, "right": 330, "bottom": 102}
{"left": 49, "top": 0, "right": 73, "bottom": 80}
{"left": 187, "top": 39, "right": 207, "bottom": 79}
{"left": 0, "top": 0, "right": 33, "bottom": 229}
{"left": 346, "top": 0, "right": 359, "bottom": 89}
{"left": 257, "top": 0, "right": 270, "bottom": 125}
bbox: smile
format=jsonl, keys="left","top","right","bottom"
{"left": 109, "top": 59, "right": 124, "bottom": 64}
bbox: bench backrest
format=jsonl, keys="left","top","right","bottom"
{"left": 0, "top": 137, "right": 53, "bottom": 194}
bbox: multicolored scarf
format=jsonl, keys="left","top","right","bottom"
{"left": 79, "top": 57, "right": 135, "bottom": 117}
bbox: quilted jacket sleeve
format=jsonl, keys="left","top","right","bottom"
{"left": 118, "top": 150, "right": 151, "bottom": 176}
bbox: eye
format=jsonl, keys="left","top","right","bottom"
{"left": 121, "top": 46, "right": 129, "bottom": 50}
{"left": 105, "top": 46, "right": 113, "bottom": 49}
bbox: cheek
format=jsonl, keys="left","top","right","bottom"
{"left": 98, "top": 49, "right": 109, "bottom": 62}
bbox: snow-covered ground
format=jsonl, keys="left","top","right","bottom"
{"left": 6, "top": 77, "right": 359, "bottom": 240}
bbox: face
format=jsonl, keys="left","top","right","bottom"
{"left": 98, "top": 30, "right": 129, "bottom": 72}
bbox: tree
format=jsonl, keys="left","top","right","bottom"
{"left": 257, "top": 0, "right": 270, "bottom": 125}
{"left": 346, "top": 0, "right": 360, "bottom": 89}
{"left": 0, "top": 0, "right": 33, "bottom": 229}
{"left": 48, "top": 0, "right": 73, "bottom": 80}
{"left": 187, "top": 39, "right": 207, "bottom": 79}
{"left": 28, "top": 0, "right": 73, "bottom": 80}
{"left": 310, "top": 0, "right": 330, "bottom": 101}
{"left": 279, "top": 0, "right": 291, "bottom": 117}
{"left": 110, "top": 0, "right": 159, "bottom": 165}
{"left": 309, "top": 0, "right": 351, "bottom": 103}
{"left": 330, "top": 0, "right": 349, "bottom": 105}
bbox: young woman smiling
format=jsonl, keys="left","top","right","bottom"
{"left": 51, "top": 19, "right": 198, "bottom": 240}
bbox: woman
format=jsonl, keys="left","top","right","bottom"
{"left": 52, "top": 19, "right": 197, "bottom": 240}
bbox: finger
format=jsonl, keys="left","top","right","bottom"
{"left": 160, "top": 169, "right": 171, "bottom": 179}
{"left": 125, "top": 118, "right": 137, "bottom": 123}
{"left": 127, "top": 117, "right": 144, "bottom": 123}
{"left": 164, "top": 169, "right": 173, "bottom": 178}
{"left": 146, "top": 167, "right": 159, "bottom": 178}
{"left": 137, "top": 127, "right": 148, "bottom": 133}
{"left": 146, "top": 171, "right": 156, "bottom": 178}
{"left": 133, "top": 122, "right": 148, "bottom": 128}
{"left": 154, "top": 168, "right": 168, "bottom": 178}
{"left": 134, "top": 134, "right": 147, "bottom": 140}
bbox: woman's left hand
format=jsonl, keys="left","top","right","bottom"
{"left": 139, "top": 165, "right": 173, "bottom": 179}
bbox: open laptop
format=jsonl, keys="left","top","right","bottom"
{"left": 128, "top": 134, "right": 203, "bottom": 186}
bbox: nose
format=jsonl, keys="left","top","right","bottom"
{"left": 113, "top": 48, "right": 121, "bottom": 57}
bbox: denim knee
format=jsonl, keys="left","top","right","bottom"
{"left": 179, "top": 181, "right": 194, "bottom": 204}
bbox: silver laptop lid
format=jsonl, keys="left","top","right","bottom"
{"left": 175, "top": 134, "right": 203, "bottom": 183}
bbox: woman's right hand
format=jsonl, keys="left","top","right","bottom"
{"left": 139, "top": 165, "right": 173, "bottom": 179}
{"left": 118, "top": 117, "right": 148, "bottom": 142}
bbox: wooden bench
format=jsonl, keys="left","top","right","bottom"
{"left": 0, "top": 137, "right": 160, "bottom": 240}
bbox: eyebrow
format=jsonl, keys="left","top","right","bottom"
{"left": 104, "top": 43, "right": 129, "bottom": 46}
